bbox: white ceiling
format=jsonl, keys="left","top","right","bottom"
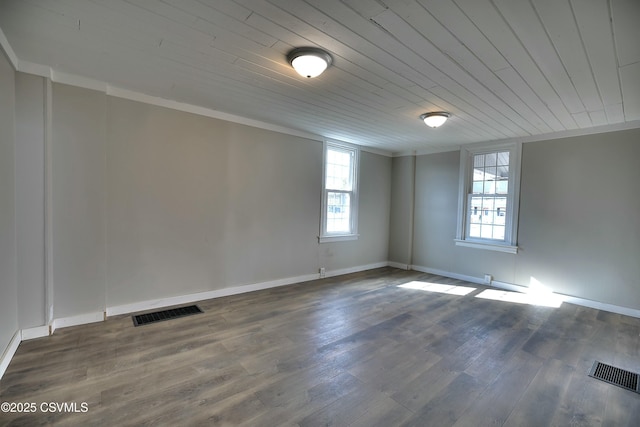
{"left": 1, "top": 0, "right": 639, "bottom": 154}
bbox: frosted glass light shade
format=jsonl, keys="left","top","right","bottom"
{"left": 291, "top": 55, "right": 328, "bottom": 78}
{"left": 287, "top": 48, "right": 332, "bottom": 78}
{"left": 420, "top": 112, "right": 451, "bottom": 128}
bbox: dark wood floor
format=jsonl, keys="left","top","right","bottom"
{"left": 2, "top": 267, "right": 640, "bottom": 426}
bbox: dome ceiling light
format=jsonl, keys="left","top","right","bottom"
{"left": 420, "top": 112, "right": 451, "bottom": 128}
{"left": 287, "top": 47, "right": 333, "bottom": 78}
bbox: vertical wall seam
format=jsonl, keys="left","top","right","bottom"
{"left": 408, "top": 152, "right": 416, "bottom": 268}
{"left": 10, "top": 58, "right": 18, "bottom": 332}
{"left": 103, "top": 92, "right": 108, "bottom": 315}
{"left": 44, "top": 78, "right": 53, "bottom": 327}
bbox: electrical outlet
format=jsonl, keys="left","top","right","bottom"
{"left": 319, "top": 267, "right": 326, "bottom": 278}
{"left": 484, "top": 274, "right": 492, "bottom": 284}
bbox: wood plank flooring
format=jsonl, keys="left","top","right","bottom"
{"left": 1, "top": 267, "right": 640, "bottom": 426}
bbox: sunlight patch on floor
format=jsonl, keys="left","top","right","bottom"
{"left": 398, "top": 281, "right": 477, "bottom": 296}
{"left": 475, "top": 289, "right": 563, "bottom": 308}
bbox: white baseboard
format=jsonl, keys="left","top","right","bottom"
{"left": 108, "top": 263, "right": 390, "bottom": 317}
{"left": 562, "top": 295, "right": 640, "bottom": 318}
{"left": 323, "top": 262, "right": 389, "bottom": 279}
{"left": 0, "top": 330, "right": 21, "bottom": 380}
{"left": 488, "top": 280, "right": 526, "bottom": 293}
{"left": 405, "top": 264, "right": 640, "bottom": 319}
{"left": 21, "top": 325, "right": 50, "bottom": 341}
{"left": 107, "top": 272, "right": 320, "bottom": 317}
{"left": 490, "top": 280, "right": 640, "bottom": 318}
{"left": 51, "top": 311, "right": 105, "bottom": 333}
{"left": 410, "top": 264, "right": 485, "bottom": 285}
{"left": 387, "top": 261, "right": 410, "bottom": 270}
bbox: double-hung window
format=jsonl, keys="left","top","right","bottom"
{"left": 455, "top": 142, "right": 521, "bottom": 253}
{"left": 320, "top": 142, "right": 359, "bottom": 242}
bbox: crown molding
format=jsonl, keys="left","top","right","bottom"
{"left": 7, "top": 50, "right": 391, "bottom": 156}
{"left": 392, "top": 146, "right": 460, "bottom": 157}
{"left": 7, "top": 31, "right": 632, "bottom": 158}
{"left": 393, "top": 120, "right": 640, "bottom": 158}
{"left": 494, "top": 120, "right": 640, "bottom": 145}
{"left": 0, "top": 27, "right": 18, "bottom": 69}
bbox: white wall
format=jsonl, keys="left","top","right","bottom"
{"left": 105, "top": 96, "right": 322, "bottom": 306}
{"left": 392, "top": 128, "right": 640, "bottom": 310}
{"left": 51, "top": 84, "right": 107, "bottom": 319}
{"left": 412, "top": 151, "right": 460, "bottom": 273}
{"left": 388, "top": 156, "right": 414, "bottom": 266}
{"left": 43, "top": 85, "right": 392, "bottom": 314}
{"left": 516, "top": 129, "right": 640, "bottom": 308}
{"left": 15, "top": 72, "right": 46, "bottom": 329}
{"left": 0, "top": 50, "right": 18, "bottom": 355}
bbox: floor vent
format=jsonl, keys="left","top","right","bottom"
{"left": 132, "top": 305, "right": 203, "bottom": 327}
{"left": 589, "top": 361, "right": 640, "bottom": 393}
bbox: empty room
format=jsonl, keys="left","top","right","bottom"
{"left": 1, "top": 0, "right": 640, "bottom": 425}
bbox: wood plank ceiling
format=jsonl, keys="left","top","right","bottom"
{"left": 1, "top": 0, "right": 639, "bottom": 153}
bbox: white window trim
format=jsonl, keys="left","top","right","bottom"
{"left": 455, "top": 141, "right": 521, "bottom": 253}
{"left": 319, "top": 141, "right": 359, "bottom": 243}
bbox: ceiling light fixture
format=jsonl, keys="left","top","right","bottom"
{"left": 287, "top": 47, "right": 333, "bottom": 78}
{"left": 420, "top": 112, "right": 451, "bottom": 128}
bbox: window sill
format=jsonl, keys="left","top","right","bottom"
{"left": 454, "top": 239, "right": 518, "bottom": 254}
{"left": 319, "top": 234, "right": 359, "bottom": 243}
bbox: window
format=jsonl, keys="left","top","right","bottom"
{"left": 320, "top": 142, "right": 359, "bottom": 242}
{"left": 455, "top": 142, "right": 521, "bottom": 253}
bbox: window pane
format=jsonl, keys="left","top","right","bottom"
{"left": 497, "top": 151, "right": 510, "bottom": 166}
{"left": 497, "top": 165, "right": 509, "bottom": 178}
{"left": 470, "top": 196, "right": 483, "bottom": 225}
{"left": 326, "top": 192, "right": 351, "bottom": 233}
{"left": 495, "top": 197, "right": 506, "bottom": 225}
{"left": 472, "top": 161, "right": 508, "bottom": 196}
{"left": 481, "top": 197, "right": 494, "bottom": 216}
{"left": 469, "top": 223, "right": 481, "bottom": 238}
{"left": 483, "top": 179, "right": 496, "bottom": 194}
{"left": 326, "top": 148, "right": 352, "bottom": 191}
{"left": 473, "top": 166, "right": 485, "bottom": 181}
{"left": 480, "top": 225, "right": 493, "bottom": 239}
{"left": 474, "top": 154, "right": 484, "bottom": 168}
{"left": 493, "top": 226, "right": 505, "bottom": 240}
{"left": 485, "top": 152, "right": 497, "bottom": 167}
{"left": 470, "top": 206, "right": 481, "bottom": 223}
